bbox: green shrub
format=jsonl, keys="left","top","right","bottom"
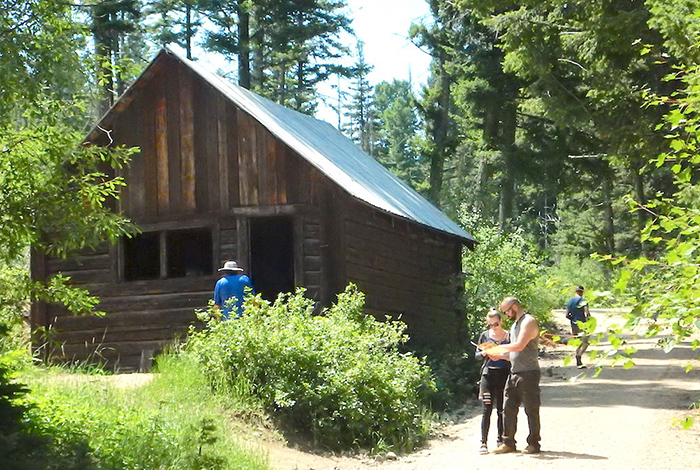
{"left": 461, "top": 220, "right": 558, "bottom": 336}
{"left": 186, "top": 285, "right": 435, "bottom": 452}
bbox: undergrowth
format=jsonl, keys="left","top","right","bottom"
{"left": 2, "top": 353, "right": 268, "bottom": 470}
{"left": 186, "top": 284, "right": 436, "bottom": 453}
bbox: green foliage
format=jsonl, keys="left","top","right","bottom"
{"left": 186, "top": 285, "right": 435, "bottom": 452}
{"left": 461, "top": 213, "right": 558, "bottom": 336}
{"left": 0, "top": 105, "right": 137, "bottom": 320}
{"left": 598, "top": 59, "right": 700, "bottom": 371}
{"left": 342, "top": 40, "right": 376, "bottom": 152}
{"left": 201, "top": 0, "right": 352, "bottom": 112}
{"left": 4, "top": 355, "right": 269, "bottom": 470}
{"left": 372, "top": 79, "right": 426, "bottom": 190}
{"left": 546, "top": 254, "right": 616, "bottom": 307}
{"left": 0, "top": 1, "right": 89, "bottom": 120}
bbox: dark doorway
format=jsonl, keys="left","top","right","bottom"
{"left": 250, "top": 217, "right": 295, "bottom": 302}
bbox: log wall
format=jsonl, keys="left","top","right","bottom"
{"left": 343, "top": 199, "right": 463, "bottom": 347}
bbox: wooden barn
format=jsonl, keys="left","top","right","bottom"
{"left": 30, "top": 48, "right": 476, "bottom": 370}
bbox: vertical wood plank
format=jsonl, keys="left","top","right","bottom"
{"left": 159, "top": 231, "right": 167, "bottom": 279}
{"left": 134, "top": 82, "right": 155, "bottom": 218}
{"left": 206, "top": 91, "right": 220, "bottom": 212}
{"left": 236, "top": 217, "right": 250, "bottom": 269}
{"left": 155, "top": 93, "right": 169, "bottom": 214}
{"left": 167, "top": 65, "right": 182, "bottom": 213}
{"left": 218, "top": 96, "right": 229, "bottom": 211}
{"left": 180, "top": 69, "right": 196, "bottom": 211}
{"left": 193, "top": 83, "right": 209, "bottom": 212}
{"left": 285, "top": 147, "right": 300, "bottom": 204}
{"left": 293, "top": 216, "right": 304, "bottom": 286}
{"left": 238, "top": 112, "right": 253, "bottom": 205}
{"left": 128, "top": 134, "right": 146, "bottom": 218}
{"left": 257, "top": 126, "right": 270, "bottom": 204}
{"left": 226, "top": 104, "right": 240, "bottom": 208}
{"left": 274, "top": 140, "right": 287, "bottom": 204}
{"left": 248, "top": 123, "right": 259, "bottom": 205}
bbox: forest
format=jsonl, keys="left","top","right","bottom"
{"left": 1, "top": 0, "right": 700, "bottom": 467}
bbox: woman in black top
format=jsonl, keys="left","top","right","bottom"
{"left": 474, "top": 309, "right": 511, "bottom": 454}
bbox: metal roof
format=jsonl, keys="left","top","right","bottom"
{"left": 99, "top": 48, "right": 475, "bottom": 244}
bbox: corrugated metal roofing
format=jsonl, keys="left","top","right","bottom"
{"left": 97, "top": 47, "right": 475, "bottom": 244}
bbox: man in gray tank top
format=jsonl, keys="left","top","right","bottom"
{"left": 487, "top": 296, "right": 541, "bottom": 454}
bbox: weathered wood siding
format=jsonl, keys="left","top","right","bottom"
{"left": 33, "top": 54, "right": 329, "bottom": 370}
{"left": 100, "top": 54, "right": 314, "bottom": 222}
{"left": 343, "top": 199, "right": 463, "bottom": 347}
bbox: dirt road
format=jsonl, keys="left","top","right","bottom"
{"left": 259, "top": 310, "right": 700, "bottom": 470}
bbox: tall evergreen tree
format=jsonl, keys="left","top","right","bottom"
{"left": 89, "top": 0, "right": 144, "bottom": 113}
{"left": 145, "top": 0, "right": 203, "bottom": 59}
{"left": 410, "top": 0, "right": 463, "bottom": 208}
{"left": 372, "top": 79, "right": 424, "bottom": 189}
{"left": 200, "top": 0, "right": 352, "bottom": 113}
{"left": 342, "top": 41, "right": 375, "bottom": 154}
{"left": 455, "top": 0, "right": 678, "bottom": 257}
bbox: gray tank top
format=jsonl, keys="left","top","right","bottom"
{"left": 510, "top": 313, "right": 540, "bottom": 373}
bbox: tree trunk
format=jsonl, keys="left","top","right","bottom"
{"left": 185, "top": 3, "right": 193, "bottom": 60}
{"left": 498, "top": 175, "right": 514, "bottom": 231}
{"left": 498, "top": 102, "right": 517, "bottom": 231}
{"left": 629, "top": 160, "right": 648, "bottom": 255}
{"left": 428, "top": 50, "right": 450, "bottom": 207}
{"left": 476, "top": 158, "right": 489, "bottom": 213}
{"left": 601, "top": 172, "right": 616, "bottom": 257}
{"left": 237, "top": 5, "right": 251, "bottom": 89}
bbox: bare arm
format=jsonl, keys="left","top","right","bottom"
{"left": 495, "top": 316, "right": 538, "bottom": 353}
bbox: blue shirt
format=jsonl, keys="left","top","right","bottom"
{"left": 566, "top": 295, "right": 588, "bottom": 324}
{"left": 214, "top": 274, "right": 254, "bottom": 320}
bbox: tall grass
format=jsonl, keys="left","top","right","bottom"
{"left": 8, "top": 354, "right": 269, "bottom": 470}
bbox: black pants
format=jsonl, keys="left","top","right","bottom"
{"left": 479, "top": 367, "right": 509, "bottom": 444}
{"left": 502, "top": 369, "right": 541, "bottom": 449}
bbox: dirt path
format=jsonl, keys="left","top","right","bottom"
{"left": 255, "top": 310, "right": 700, "bottom": 470}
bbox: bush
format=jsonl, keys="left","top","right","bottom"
{"left": 185, "top": 285, "right": 435, "bottom": 452}
{"left": 461, "top": 220, "right": 558, "bottom": 337}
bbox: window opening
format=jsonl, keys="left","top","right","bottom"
{"left": 122, "top": 227, "right": 213, "bottom": 281}
{"left": 123, "top": 232, "right": 160, "bottom": 281}
{"left": 167, "top": 228, "right": 213, "bottom": 278}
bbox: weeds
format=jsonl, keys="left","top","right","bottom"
{"left": 4, "top": 353, "right": 269, "bottom": 470}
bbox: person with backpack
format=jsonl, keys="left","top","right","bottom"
{"left": 566, "top": 285, "right": 592, "bottom": 368}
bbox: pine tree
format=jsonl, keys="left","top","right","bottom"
{"left": 89, "top": 0, "right": 144, "bottom": 113}
{"left": 372, "top": 80, "right": 424, "bottom": 189}
{"left": 145, "top": 0, "right": 203, "bottom": 60}
{"left": 342, "top": 41, "right": 375, "bottom": 154}
{"left": 200, "top": 0, "right": 352, "bottom": 113}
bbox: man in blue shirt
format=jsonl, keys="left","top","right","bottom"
{"left": 213, "top": 260, "right": 255, "bottom": 320}
{"left": 566, "top": 285, "right": 591, "bottom": 368}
